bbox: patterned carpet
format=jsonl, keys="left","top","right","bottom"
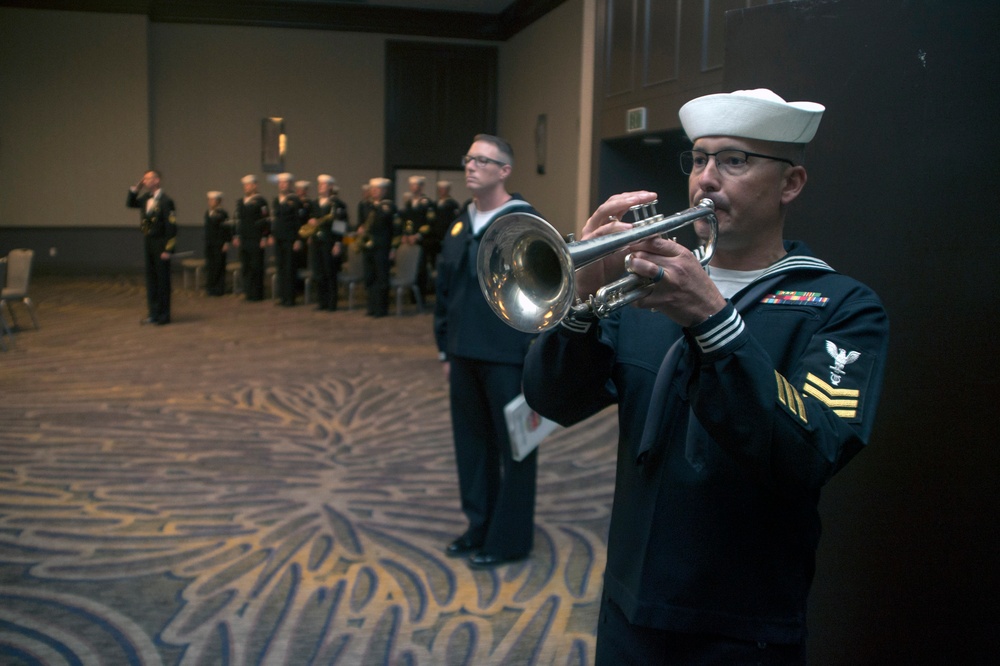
{"left": 0, "top": 275, "right": 618, "bottom": 666}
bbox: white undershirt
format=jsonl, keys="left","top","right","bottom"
{"left": 470, "top": 199, "right": 524, "bottom": 235}
{"left": 707, "top": 265, "right": 767, "bottom": 300}
{"left": 471, "top": 208, "right": 493, "bottom": 235}
{"left": 146, "top": 189, "right": 161, "bottom": 213}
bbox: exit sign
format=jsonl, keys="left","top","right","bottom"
{"left": 627, "top": 107, "right": 647, "bottom": 132}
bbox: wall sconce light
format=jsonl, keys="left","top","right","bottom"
{"left": 262, "top": 117, "right": 286, "bottom": 173}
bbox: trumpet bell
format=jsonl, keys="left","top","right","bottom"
{"left": 477, "top": 213, "right": 576, "bottom": 333}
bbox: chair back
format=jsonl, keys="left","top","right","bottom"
{"left": 392, "top": 243, "right": 423, "bottom": 286}
{"left": 1, "top": 249, "right": 34, "bottom": 297}
{"left": 341, "top": 244, "right": 364, "bottom": 281}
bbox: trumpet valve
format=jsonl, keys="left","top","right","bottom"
{"left": 628, "top": 200, "right": 660, "bottom": 224}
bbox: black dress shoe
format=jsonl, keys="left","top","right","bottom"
{"left": 140, "top": 317, "right": 156, "bottom": 325}
{"left": 445, "top": 535, "right": 483, "bottom": 558}
{"left": 467, "top": 552, "right": 528, "bottom": 569}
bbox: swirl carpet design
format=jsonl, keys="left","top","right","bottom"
{"left": 0, "top": 276, "right": 617, "bottom": 665}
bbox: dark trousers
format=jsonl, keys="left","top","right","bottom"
{"left": 595, "top": 596, "right": 807, "bottom": 666}
{"left": 205, "top": 245, "right": 226, "bottom": 296}
{"left": 448, "top": 356, "right": 536, "bottom": 557}
{"left": 425, "top": 247, "right": 440, "bottom": 294}
{"left": 311, "top": 238, "right": 340, "bottom": 310}
{"left": 240, "top": 245, "right": 265, "bottom": 301}
{"left": 363, "top": 247, "right": 390, "bottom": 316}
{"left": 274, "top": 238, "right": 296, "bottom": 305}
{"left": 143, "top": 242, "right": 171, "bottom": 323}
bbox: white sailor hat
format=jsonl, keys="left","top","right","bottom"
{"left": 277, "top": 172, "right": 294, "bottom": 182}
{"left": 408, "top": 175, "right": 426, "bottom": 185}
{"left": 679, "top": 88, "right": 824, "bottom": 144}
{"left": 369, "top": 177, "right": 391, "bottom": 188}
{"left": 317, "top": 174, "right": 335, "bottom": 184}
{"left": 207, "top": 191, "right": 223, "bottom": 199}
{"left": 241, "top": 174, "right": 257, "bottom": 184}
{"left": 295, "top": 180, "right": 310, "bottom": 189}
{"left": 437, "top": 180, "right": 451, "bottom": 188}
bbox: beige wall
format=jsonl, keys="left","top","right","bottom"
{"left": 147, "top": 22, "right": 387, "bottom": 229}
{"left": 0, "top": 3, "right": 592, "bottom": 244}
{"left": 497, "top": 0, "right": 587, "bottom": 235}
{"left": 0, "top": 8, "right": 150, "bottom": 229}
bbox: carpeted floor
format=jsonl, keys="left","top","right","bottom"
{"left": 0, "top": 275, "right": 618, "bottom": 666}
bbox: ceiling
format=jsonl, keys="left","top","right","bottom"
{"left": 295, "top": 1, "right": 518, "bottom": 11}
{"left": 0, "top": 0, "right": 565, "bottom": 41}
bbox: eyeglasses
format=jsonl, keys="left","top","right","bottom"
{"left": 679, "top": 149, "right": 795, "bottom": 176}
{"left": 462, "top": 154, "right": 507, "bottom": 168}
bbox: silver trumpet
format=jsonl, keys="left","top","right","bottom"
{"left": 477, "top": 198, "right": 717, "bottom": 333}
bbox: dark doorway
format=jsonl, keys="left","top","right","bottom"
{"left": 597, "top": 129, "right": 690, "bottom": 214}
{"left": 384, "top": 41, "right": 497, "bottom": 178}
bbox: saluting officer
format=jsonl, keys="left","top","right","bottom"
{"left": 204, "top": 191, "right": 231, "bottom": 296}
{"left": 126, "top": 169, "right": 176, "bottom": 325}
{"left": 233, "top": 174, "right": 270, "bottom": 301}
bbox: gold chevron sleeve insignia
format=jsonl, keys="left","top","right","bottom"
{"left": 803, "top": 372, "right": 859, "bottom": 419}
{"left": 775, "top": 371, "right": 808, "bottom": 424}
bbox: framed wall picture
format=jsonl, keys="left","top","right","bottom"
{"left": 262, "top": 117, "right": 286, "bottom": 173}
{"left": 535, "top": 113, "right": 547, "bottom": 175}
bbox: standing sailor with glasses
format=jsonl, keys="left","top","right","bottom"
{"left": 522, "top": 89, "right": 889, "bottom": 663}
{"left": 434, "top": 134, "right": 543, "bottom": 569}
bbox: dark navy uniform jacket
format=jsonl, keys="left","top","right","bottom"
{"left": 126, "top": 190, "right": 177, "bottom": 254}
{"left": 204, "top": 208, "right": 231, "bottom": 249}
{"left": 271, "top": 194, "right": 306, "bottom": 241}
{"left": 403, "top": 194, "right": 437, "bottom": 237}
{"left": 234, "top": 194, "right": 270, "bottom": 245}
{"left": 361, "top": 199, "right": 400, "bottom": 251}
{"left": 434, "top": 196, "right": 540, "bottom": 365}
{"left": 523, "top": 241, "right": 889, "bottom": 644}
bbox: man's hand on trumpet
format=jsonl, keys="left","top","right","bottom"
{"left": 575, "top": 190, "right": 657, "bottom": 300}
{"left": 625, "top": 234, "right": 726, "bottom": 328}
{"left": 579, "top": 191, "right": 725, "bottom": 328}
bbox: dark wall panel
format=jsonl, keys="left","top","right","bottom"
{"left": 384, "top": 41, "right": 497, "bottom": 176}
{"left": 1, "top": 228, "right": 150, "bottom": 274}
{"left": 724, "top": 1, "right": 999, "bottom": 664}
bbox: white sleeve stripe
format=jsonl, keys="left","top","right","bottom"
{"left": 695, "top": 310, "right": 745, "bottom": 353}
{"left": 560, "top": 317, "right": 593, "bottom": 334}
{"left": 699, "top": 309, "right": 740, "bottom": 346}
